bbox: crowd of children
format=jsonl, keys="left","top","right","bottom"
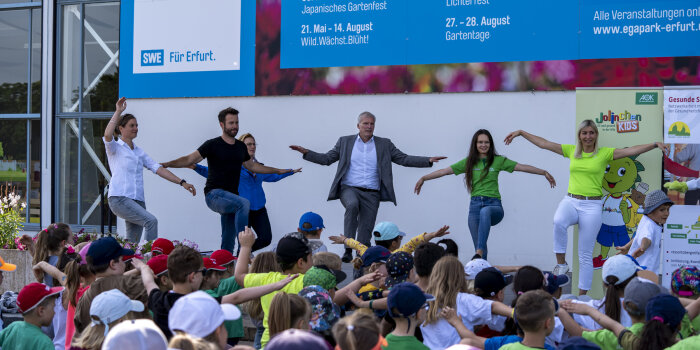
{"left": 0, "top": 191, "right": 699, "bottom": 350}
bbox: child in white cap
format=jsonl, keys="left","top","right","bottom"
{"left": 168, "top": 291, "right": 241, "bottom": 350}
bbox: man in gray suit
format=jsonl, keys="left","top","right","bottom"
{"left": 290, "top": 112, "right": 445, "bottom": 262}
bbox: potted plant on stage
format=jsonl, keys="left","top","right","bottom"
{"left": 0, "top": 185, "right": 31, "bottom": 293}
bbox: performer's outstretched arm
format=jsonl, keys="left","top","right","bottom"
{"left": 414, "top": 167, "right": 454, "bottom": 194}
{"left": 290, "top": 138, "right": 341, "bottom": 165}
{"left": 103, "top": 97, "right": 126, "bottom": 142}
{"left": 161, "top": 150, "right": 203, "bottom": 168}
{"left": 514, "top": 164, "right": 556, "bottom": 188}
{"left": 243, "top": 159, "right": 294, "bottom": 175}
{"left": 613, "top": 142, "right": 666, "bottom": 160}
{"left": 504, "top": 129, "right": 563, "bottom": 155}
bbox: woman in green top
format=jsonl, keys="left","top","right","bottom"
{"left": 504, "top": 119, "right": 664, "bottom": 294}
{"left": 415, "top": 129, "right": 556, "bottom": 259}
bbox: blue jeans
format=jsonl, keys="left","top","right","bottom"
{"left": 108, "top": 196, "right": 158, "bottom": 242}
{"left": 205, "top": 189, "right": 250, "bottom": 253}
{"left": 467, "top": 196, "right": 504, "bottom": 259}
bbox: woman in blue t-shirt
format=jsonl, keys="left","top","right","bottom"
{"left": 415, "top": 129, "right": 556, "bottom": 259}
{"left": 191, "top": 133, "right": 300, "bottom": 251}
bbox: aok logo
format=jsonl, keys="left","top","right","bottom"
{"left": 635, "top": 92, "right": 658, "bottom": 105}
{"left": 141, "top": 50, "right": 164, "bottom": 66}
{"left": 595, "top": 110, "right": 641, "bottom": 133}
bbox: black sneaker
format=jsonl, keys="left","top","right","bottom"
{"left": 471, "top": 253, "right": 482, "bottom": 260}
{"left": 342, "top": 250, "right": 353, "bottom": 263}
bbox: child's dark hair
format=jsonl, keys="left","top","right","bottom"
{"left": 374, "top": 232, "right": 401, "bottom": 250}
{"left": 504, "top": 265, "right": 546, "bottom": 335}
{"left": 332, "top": 312, "right": 380, "bottom": 350}
{"left": 155, "top": 271, "right": 170, "bottom": 289}
{"left": 168, "top": 246, "right": 203, "bottom": 284}
{"left": 639, "top": 319, "right": 677, "bottom": 350}
{"left": 638, "top": 295, "right": 684, "bottom": 350}
{"left": 603, "top": 274, "right": 634, "bottom": 322}
{"left": 514, "top": 290, "right": 555, "bottom": 332}
{"left": 87, "top": 256, "right": 121, "bottom": 275}
{"left": 278, "top": 252, "right": 311, "bottom": 272}
{"left": 413, "top": 243, "right": 445, "bottom": 278}
{"left": 437, "top": 239, "right": 458, "bottom": 256}
{"left": 33, "top": 223, "right": 73, "bottom": 283}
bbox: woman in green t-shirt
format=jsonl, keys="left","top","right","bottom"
{"left": 504, "top": 119, "right": 664, "bottom": 294}
{"left": 415, "top": 129, "right": 556, "bottom": 260}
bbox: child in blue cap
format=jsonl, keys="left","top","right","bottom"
{"left": 384, "top": 282, "right": 433, "bottom": 350}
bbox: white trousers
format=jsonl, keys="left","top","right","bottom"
{"left": 553, "top": 196, "right": 603, "bottom": 291}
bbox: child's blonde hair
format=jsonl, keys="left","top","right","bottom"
{"left": 243, "top": 252, "right": 279, "bottom": 321}
{"left": 268, "top": 292, "right": 311, "bottom": 338}
{"left": 169, "top": 332, "right": 220, "bottom": 350}
{"left": 332, "top": 312, "right": 380, "bottom": 350}
{"left": 71, "top": 313, "right": 133, "bottom": 349}
{"left": 425, "top": 256, "right": 468, "bottom": 324}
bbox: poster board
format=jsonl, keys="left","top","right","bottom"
{"left": 662, "top": 205, "right": 700, "bottom": 288}
{"left": 574, "top": 88, "right": 664, "bottom": 297}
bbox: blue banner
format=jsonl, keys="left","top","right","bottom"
{"left": 281, "top": 0, "right": 700, "bottom": 69}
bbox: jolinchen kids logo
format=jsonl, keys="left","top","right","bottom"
{"left": 635, "top": 92, "right": 658, "bottom": 105}
{"left": 595, "top": 110, "right": 641, "bottom": 133}
{"left": 668, "top": 121, "right": 690, "bottom": 137}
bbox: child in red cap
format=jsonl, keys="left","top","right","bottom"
{"left": 0, "top": 282, "right": 63, "bottom": 349}
{"left": 151, "top": 238, "right": 174, "bottom": 256}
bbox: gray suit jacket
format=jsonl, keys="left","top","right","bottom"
{"left": 303, "top": 135, "right": 433, "bottom": 205}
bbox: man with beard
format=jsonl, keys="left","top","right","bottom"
{"left": 162, "top": 107, "right": 292, "bottom": 253}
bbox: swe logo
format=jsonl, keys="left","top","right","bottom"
{"left": 141, "top": 50, "right": 164, "bottom": 66}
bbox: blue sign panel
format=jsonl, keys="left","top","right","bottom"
{"left": 119, "top": 0, "right": 255, "bottom": 98}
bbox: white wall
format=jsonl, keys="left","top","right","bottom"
{"left": 125, "top": 90, "right": 576, "bottom": 269}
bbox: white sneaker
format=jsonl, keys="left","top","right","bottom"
{"left": 553, "top": 263, "right": 570, "bottom": 275}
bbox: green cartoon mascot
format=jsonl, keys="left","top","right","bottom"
{"left": 593, "top": 156, "right": 647, "bottom": 268}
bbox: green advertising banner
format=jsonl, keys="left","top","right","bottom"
{"left": 574, "top": 88, "right": 664, "bottom": 297}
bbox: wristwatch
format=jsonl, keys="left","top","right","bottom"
{"left": 179, "top": 179, "right": 187, "bottom": 186}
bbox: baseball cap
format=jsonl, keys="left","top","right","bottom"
{"left": 624, "top": 277, "right": 668, "bottom": 316}
{"left": 315, "top": 264, "right": 346, "bottom": 286}
{"left": 643, "top": 189, "right": 674, "bottom": 215}
{"left": 169, "top": 291, "right": 241, "bottom": 338}
{"left": 78, "top": 242, "right": 91, "bottom": 265}
{"left": 210, "top": 249, "right": 236, "bottom": 266}
{"left": 151, "top": 238, "right": 174, "bottom": 255}
{"left": 102, "top": 319, "right": 168, "bottom": 350}
{"left": 361, "top": 246, "right": 391, "bottom": 268}
{"left": 17, "top": 282, "right": 63, "bottom": 314}
{"left": 265, "top": 329, "right": 329, "bottom": 350}
{"left": 299, "top": 285, "right": 340, "bottom": 332}
{"left": 464, "top": 258, "right": 491, "bottom": 280}
{"left": 298, "top": 212, "right": 325, "bottom": 232}
{"left": 645, "top": 294, "right": 686, "bottom": 330}
{"left": 602, "top": 255, "right": 644, "bottom": 284}
{"left": 123, "top": 254, "right": 144, "bottom": 263}
{"left": 373, "top": 222, "right": 406, "bottom": 242}
{"left": 671, "top": 266, "right": 700, "bottom": 297}
{"left": 0, "top": 256, "right": 16, "bottom": 272}
{"left": 543, "top": 271, "right": 571, "bottom": 295}
{"left": 87, "top": 236, "right": 134, "bottom": 266}
{"left": 90, "top": 289, "right": 145, "bottom": 335}
{"left": 385, "top": 251, "right": 414, "bottom": 288}
{"left": 203, "top": 257, "right": 226, "bottom": 272}
{"left": 303, "top": 266, "right": 337, "bottom": 291}
{"left": 475, "top": 267, "right": 508, "bottom": 297}
{"left": 147, "top": 254, "right": 169, "bottom": 276}
{"left": 387, "top": 282, "right": 434, "bottom": 318}
{"left": 276, "top": 234, "right": 311, "bottom": 265}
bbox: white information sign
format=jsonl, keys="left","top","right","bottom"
{"left": 662, "top": 205, "right": 700, "bottom": 288}
{"left": 664, "top": 89, "right": 700, "bottom": 144}
{"left": 132, "top": 0, "right": 241, "bottom": 74}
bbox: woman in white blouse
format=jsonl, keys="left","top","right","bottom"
{"left": 103, "top": 97, "right": 196, "bottom": 242}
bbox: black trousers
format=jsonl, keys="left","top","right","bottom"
{"left": 250, "top": 207, "right": 273, "bottom": 252}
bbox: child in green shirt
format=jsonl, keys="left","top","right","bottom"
{"left": 383, "top": 282, "right": 433, "bottom": 350}
{"left": 0, "top": 282, "right": 63, "bottom": 350}
{"left": 500, "top": 290, "right": 558, "bottom": 350}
